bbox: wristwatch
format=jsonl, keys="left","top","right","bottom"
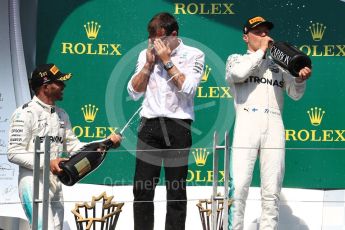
{"left": 163, "top": 60, "right": 174, "bottom": 71}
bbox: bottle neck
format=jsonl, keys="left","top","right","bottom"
{"left": 102, "top": 139, "right": 114, "bottom": 150}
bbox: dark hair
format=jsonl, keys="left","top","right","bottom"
{"left": 29, "top": 79, "right": 40, "bottom": 95}
{"left": 147, "top": 12, "right": 179, "bottom": 37}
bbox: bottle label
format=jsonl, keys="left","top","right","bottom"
{"left": 270, "top": 44, "right": 291, "bottom": 68}
{"left": 75, "top": 157, "right": 92, "bottom": 177}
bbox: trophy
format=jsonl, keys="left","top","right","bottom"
{"left": 58, "top": 139, "right": 114, "bottom": 186}
{"left": 270, "top": 41, "right": 311, "bottom": 77}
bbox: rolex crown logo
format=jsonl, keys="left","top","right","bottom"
{"left": 307, "top": 107, "right": 325, "bottom": 126}
{"left": 192, "top": 148, "right": 210, "bottom": 166}
{"left": 201, "top": 65, "right": 211, "bottom": 83}
{"left": 309, "top": 23, "right": 326, "bottom": 42}
{"left": 82, "top": 104, "right": 99, "bottom": 123}
{"left": 84, "top": 21, "right": 101, "bottom": 40}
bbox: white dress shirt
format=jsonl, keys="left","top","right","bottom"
{"left": 128, "top": 40, "right": 205, "bottom": 120}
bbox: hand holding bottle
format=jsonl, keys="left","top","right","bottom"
{"left": 108, "top": 133, "right": 122, "bottom": 149}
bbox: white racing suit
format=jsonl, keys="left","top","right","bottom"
{"left": 225, "top": 49, "right": 306, "bottom": 230}
{"left": 7, "top": 96, "right": 84, "bottom": 230}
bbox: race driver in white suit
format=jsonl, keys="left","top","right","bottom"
{"left": 225, "top": 16, "right": 312, "bottom": 230}
{"left": 7, "top": 63, "right": 121, "bottom": 230}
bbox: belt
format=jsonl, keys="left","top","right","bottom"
{"left": 141, "top": 117, "right": 192, "bottom": 124}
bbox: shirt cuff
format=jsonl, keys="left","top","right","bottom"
{"left": 127, "top": 80, "right": 144, "bottom": 101}
{"left": 179, "top": 74, "right": 195, "bottom": 96}
{"left": 294, "top": 78, "right": 306, "bottom": 86}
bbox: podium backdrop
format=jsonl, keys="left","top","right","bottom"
{"left": 36, "top": 0, "right": 345, "bottom": 188}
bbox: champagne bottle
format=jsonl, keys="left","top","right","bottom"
{"left": 270, "top": 41, "right": 312, "bottom": 77}
{"left": 58, "top": 139, "right": 114, "bottom": 186}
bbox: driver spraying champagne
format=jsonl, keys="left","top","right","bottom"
{"left": 7, "top": 64, "right": 122, "bottom": 230}
{"left": 225, "top": 16, "right": 311, "bottom": 230}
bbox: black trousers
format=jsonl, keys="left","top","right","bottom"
{"left": 133, "top": 117, "right": 192, "bottom": 230}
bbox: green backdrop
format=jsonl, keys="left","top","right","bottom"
{"left": 37, "top": 0, "right": 345, "bottom": 188}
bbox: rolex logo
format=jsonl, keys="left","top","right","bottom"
{"left": 307, "top": 107, "right": 325, "bottom": 126}
{"left": 192, "top": 148, "right": 210, "bottom": 166}
{"left": 62, "top": 21, "right": 122, "bottom": 56}
{"left": 84, "top": 21, "right": 101, "bottom": 40}
{"left": 201, "top": 65, "right": 211, "bottom": 83}
{"left": 197, "top": 63, "right": 232, "bottom": 99}
{"left": 300, "top": 22, "right": 345, "bottom": 56}
{"left": 309, "top": 23, "right": 326, "bottom": 42}
{"left": 82, "top": 104, "right": 99, "bottom": 123}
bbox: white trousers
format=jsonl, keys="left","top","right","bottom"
{"left": 18, "top": 174, "right": 64, "bottom": 230}
{"left": 229, "top": 107, "right": 285, "bottom": 230}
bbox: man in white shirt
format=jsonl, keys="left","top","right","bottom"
{"left": 127, "top": 12, "right": 204, "bottom": 230}
{"left": 226, "top": 16, "right": 311, "bottom": 230}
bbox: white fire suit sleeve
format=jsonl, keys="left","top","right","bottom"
{"left": 226, "top": 49, "right": 265, "bottom": 84}
{"left": 7, "top": 108, "right": 36, "bottom": 169}
{"left": 282, "top": 69, "right": 306, "bottom": 101}
{"left": 127, "top": 50, "right": 146, "bottom": 101}
{"left": 178, "top": 51, "right": 205, "bottom": 99}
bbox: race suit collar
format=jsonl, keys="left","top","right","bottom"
{"left": 247, "top": 49, "right": 269, "bottom": 60}
{"left": 33, "top": 96, "right": 56, "bottom": 113}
